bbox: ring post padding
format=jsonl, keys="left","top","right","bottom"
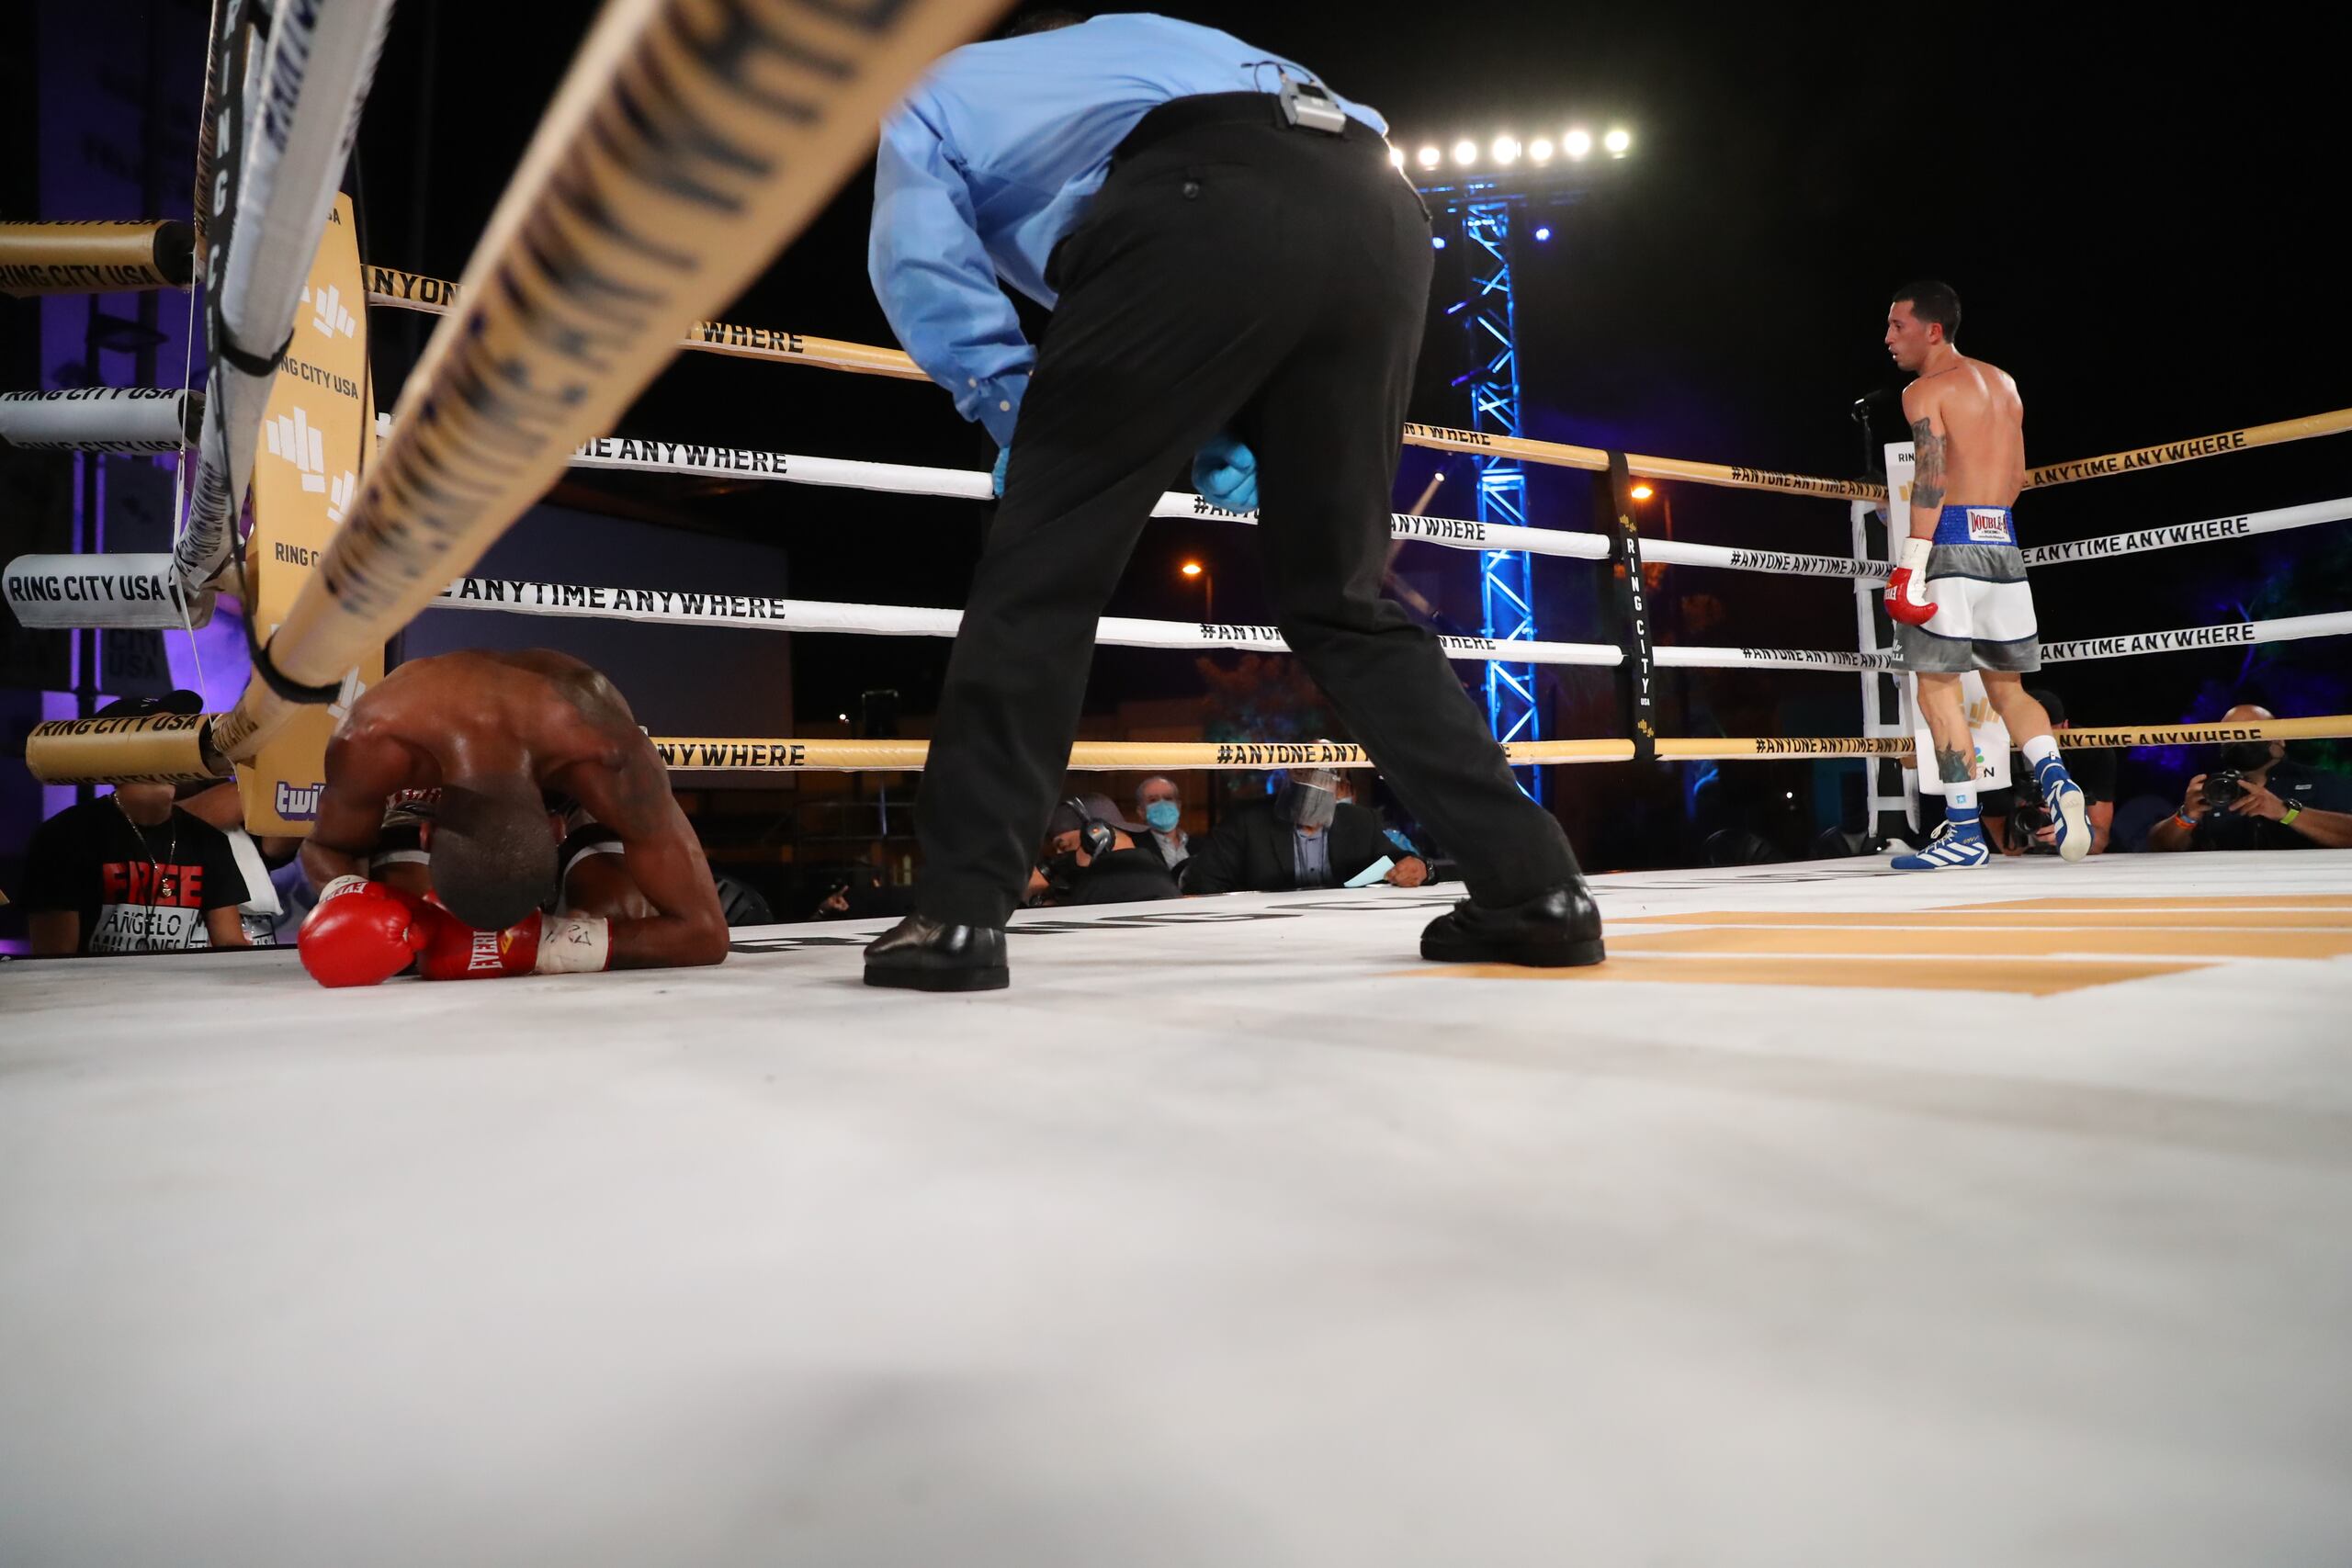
{"left": 23, "top": 712, "right": 225, "bottom": 785}
{"left": 191, "top": 0, "right": 228, "bottom": 270}
{"left": 4, "top": 553, "right": 217, "bottom": 630}
{"left": 0, "top": 220, "right": 196, "bottom": 297}
{"left": 1600, "top": 452, "right": 1658, "bottom": 762}
{"left": 0, "top": 388, "right": 201, "bottom": 454}
{"left": 172, "top": 0, "right": 402, "bottom": 592}
{"left": 186, "top": 0, "right": 1008, "bottom": 775}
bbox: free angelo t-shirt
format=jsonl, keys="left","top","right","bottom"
{"left": 21, "top": 798, "right": 248, "bottom": 954}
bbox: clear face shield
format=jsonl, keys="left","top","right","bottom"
{"left": 1275, "top": 769, "right": 1340, "bottom": 829}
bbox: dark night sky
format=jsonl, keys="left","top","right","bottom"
{"left": 352, "top": 4, "right": 2346, "bottom": 772}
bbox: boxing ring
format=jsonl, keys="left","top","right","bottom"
{"left": 9, "top": 1, "right": 2352, "bottom": 1561}
{"left": 6, "top": 854, "right": 2352, "bottom": 1565}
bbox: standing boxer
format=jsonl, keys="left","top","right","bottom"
{"left": 296, "top": 649, "right": 728, "bottom": 987}
{"left": 1881, "top": 280, "right": 2087, "bottom": 870}
{"left": 861, "top": 11, "right": 1598, "bottom": 989}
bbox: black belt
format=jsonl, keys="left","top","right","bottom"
{"left": 1113, "top": 91, "right": 1380, "bottom": 164}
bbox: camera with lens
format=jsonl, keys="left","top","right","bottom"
{"left": 2204, "top": 769, "right": 2245, "bottom": 810}
{"left": 2007, "top": 795, "right": 2055, "bottom": 854}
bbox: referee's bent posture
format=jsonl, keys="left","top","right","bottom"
{"left": 862, "top": 11, "right": 1602, "bottom": 990}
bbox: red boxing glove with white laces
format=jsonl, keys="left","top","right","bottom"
{"left": 300, "top": 875, "right": 433, "bottom": 988}
{"left": 413, "top": 902, "right": 613, "bottom": 981}
{"left": 1884, "top": 537, "right": 1939, "bottom": 626}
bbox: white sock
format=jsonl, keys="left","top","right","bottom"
{"left": 1948, "top": 786, "right": 1977, "bottom": 813}
{"left": 2021, "top": 734, "right": 2061, "bottom": 768}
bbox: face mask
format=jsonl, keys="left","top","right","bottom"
{"left": 2217, "top": 741, "right": 2273, "bottom": 773}
{"left": 1277, "top": 782, "right": 1337, "bottom": 829}
{"left": 1144, "top": 800, "right": 1181, "bottom": 832}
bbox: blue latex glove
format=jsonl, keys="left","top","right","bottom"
{"left": 1192, "top": 433, "right": 1259, "bottom": 513}
{"left": 991, "top": 446, "right": 1010, "bottom": 498}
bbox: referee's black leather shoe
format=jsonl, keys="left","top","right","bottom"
{"left": 1419, "top": 882, "right": 1605, "bottom": 968}
{"left": 864, "top": 915, "right": 1010, "bottom": 992}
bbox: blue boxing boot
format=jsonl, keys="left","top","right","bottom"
{"left": 1893, "top": 790, "right": 1990, "bottom": 871}
{"left": 2023, "top": 734, "right": 2089, "bottom": 863}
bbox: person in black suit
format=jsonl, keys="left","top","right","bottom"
{"left": 1181, "top": 769, "right": 1430, "bottom": 894}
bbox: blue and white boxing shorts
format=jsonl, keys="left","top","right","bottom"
{"left": 1894, "top": 505, "right": 2040, "bottom": 673}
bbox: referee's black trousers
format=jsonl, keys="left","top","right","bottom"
{"left": 915, "top": 95, "right": 1583, "bottom": 928}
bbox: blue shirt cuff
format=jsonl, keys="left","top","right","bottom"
{"left": 968, "top": 374, "right": 1028, "bottom": 446}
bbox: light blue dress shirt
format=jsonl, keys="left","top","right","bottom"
{"left": 1292, "top": 825, "right": 1333, "bottom": 888}
{"left": 868, "top": 14, "right": 1385, "bottom": 446}
{"left": 1148, "top": 828, "right": 1190, "bottom": 868}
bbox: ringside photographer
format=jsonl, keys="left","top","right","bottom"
{"left": 2147, "top": 704, "right": 2352, "bottom": 852}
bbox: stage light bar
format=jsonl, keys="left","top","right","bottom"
{"left": 1398, "top": 124, "right": 1631, "bottom": 176}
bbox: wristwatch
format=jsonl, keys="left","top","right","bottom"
{"left": 2280, "top": 804, "right": 2303, "bottom": 828}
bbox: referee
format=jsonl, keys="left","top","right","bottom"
{"left": 862, "top": 10, "right": 1601, "bottom": 989}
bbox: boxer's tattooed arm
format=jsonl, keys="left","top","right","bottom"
{"left": 1936, "top": 742, "right": 1973, "bottom": 784}
{"left": 1911, "top": 416, "right": 1947, "bottom": 510}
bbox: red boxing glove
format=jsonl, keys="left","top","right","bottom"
{"left": 300, "top": 875, "right": 431, "bottom": 988}
{"left": 415, "top": 907, "right": 613, "bottom": 981}
{"left": 1884, "top": 537, "right": 1939, "bottom": 626}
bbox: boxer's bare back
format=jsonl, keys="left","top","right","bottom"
{"left": 1887, "top": 304, "right": 2026, "bottom": 524}
{"left": 331, "top": 649, "right": 640, "bottom": 797}
{"left": 303, "top": 649, "right": 725, "bottom": 968}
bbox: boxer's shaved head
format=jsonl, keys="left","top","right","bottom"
{"left": 1892, "top": 279, "right": 1962, "bottom": 344}
{"left": 431, "top": 775, "right": 558, "bottom": 931}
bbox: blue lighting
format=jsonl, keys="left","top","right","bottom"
{"left": 1456, "top": 197, "right": 1542, "bottom": 801}
{"left": 1431, "top": 235, "right": 1447, "bottom": 250}
{"left": 1532, "top": 225, "right": 1552, "bottom": 242}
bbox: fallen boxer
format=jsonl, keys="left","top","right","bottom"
{"left": 297, "top": 649, "right": 728, "bottom": 987}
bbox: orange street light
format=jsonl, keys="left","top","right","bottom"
{"left": 1629, "top": 483, "right": 1655, "bottom": 502}
{"left": 1180, "top": 559, "right": 1214, "bottom": 622}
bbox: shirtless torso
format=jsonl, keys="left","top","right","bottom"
{"left": 301, "top": 649, "right": 725, "bottom": 968}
